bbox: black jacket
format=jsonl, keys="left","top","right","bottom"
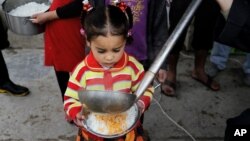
{"left": 215, "top": 0, "right": 250, "bottom": 53}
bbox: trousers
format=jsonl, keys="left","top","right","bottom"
{"left": 210, "top": 42, "right": 250, "bottom": 74}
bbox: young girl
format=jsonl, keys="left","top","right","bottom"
{"left": 64, "top": 1, "right": 153, "bottom": 141}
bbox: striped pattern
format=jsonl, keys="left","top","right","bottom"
{"left": 64, "top": 53, "right": 154, "bottom": 121}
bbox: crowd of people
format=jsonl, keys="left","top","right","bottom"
{"left": 1, "top": 0, "right": 249, "bottom": 140}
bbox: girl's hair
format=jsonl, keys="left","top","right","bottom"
{"left": 81, "top": 3, "right": 133, "bottom": 44}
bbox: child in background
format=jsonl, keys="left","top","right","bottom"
{"left": 64, "top": 1, "right": 154, "bottom": 141}
{"left": 31, "top": 0, "right": 85, "bottom": 102}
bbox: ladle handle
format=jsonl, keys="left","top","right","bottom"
{"left": 134, "top": 0, "right": 203, "bottom": 101}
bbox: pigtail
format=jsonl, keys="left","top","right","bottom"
{"left": 80, "top": 0, "right": 94, "bottom": 36}
{"left": 124, "top": 6, "right": 133, "bottom": 44}
{"left": 114, "top": 0, "right": 134, "bottom": 44}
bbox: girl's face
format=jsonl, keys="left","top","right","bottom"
{"left": 88, "top": 35, "right": 126, "bottom": 68}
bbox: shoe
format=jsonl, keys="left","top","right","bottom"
{"left": 192, "top": 74, "right": 220, "bottom": 91}
{"left": 243, "top": 73, "right": 250, "bottom": 86}
{"left": 0, "top": 81, "right": 29, "bottom": 96}
{"left": 206, "top": 63, "right": 220, "bottom": 77}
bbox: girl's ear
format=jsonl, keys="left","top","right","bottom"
{"left": 86, "top": 40, "right": 91, "bottom": 47}
{"left": 84, "top": 35, "right": 91, "bottom": 47}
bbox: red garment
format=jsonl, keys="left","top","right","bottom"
{"left": 44, "top": 0, "right": 85, "bottom": 72}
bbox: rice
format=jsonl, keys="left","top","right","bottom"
{"left": 86, "top": 105, "right": 137, "bottom": 135}
{"left": 9, "top": 2, "right": 49, "bottom": 17}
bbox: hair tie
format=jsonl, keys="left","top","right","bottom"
{"left": 82, "top": 0, "right": 93, "bottom": 11}
{"left": 127, "top": 30, "right": 132, "bottom": 37}
{"left": 114, "top": 0, "right": 127, "bottom": 12}
{"left": 113, "top": 0, "right": 133, "bottom": 37}
{"left": 116, "top": 2, "right": 127, "bottom": 12}
{"left": 113, "top": 0, "right": 130, "bottom": 24}
{"left": 80, "top": 28, "right": 85, "bottom": 36}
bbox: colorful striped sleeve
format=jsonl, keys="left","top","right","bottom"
{"left": 64, "top": 61, "right": 86, "bottom": 119}
{"left": 129, "top": 56, "right": 154, "bottom": 110}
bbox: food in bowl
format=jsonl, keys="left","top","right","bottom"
{"left": 9, "top": 2, "right": 49, "bottom": 17}
{"left": 85, "top": 104, "right": 138, "bottom": 136}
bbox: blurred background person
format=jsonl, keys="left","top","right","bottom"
{"left": 208, "top": 42, "right": 250, "bottom": 86}
{"left": 0, "top": 10, "right": 29, "bottom": 96}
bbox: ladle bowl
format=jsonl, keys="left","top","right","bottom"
{"left": 78, "top": 90, "right": 136, "bottom": 114}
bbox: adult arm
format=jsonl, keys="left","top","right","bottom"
{"left": 56, "top": 0, "right": 82, "bottom": 19}
{"left": 32, "top": 0, "right": 101, "bottom": 24}
{"left": 56, "top": 0, "right": 104, "bottom": 18}
{"left": 214, "top": 0, "right": 250, "bottom": 52}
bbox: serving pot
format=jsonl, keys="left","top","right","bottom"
{"left": 2, "top": 0, "right": 50, "bottom": 35}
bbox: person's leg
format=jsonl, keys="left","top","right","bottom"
{"left": 0, "top": 19, "right": 10, "bottom": 50}
{"left": 192, "top": 49, "right": 220, "bottom": 91}
{"left": 163, "top": 54, "right": 179, "bottom": 96}
{"left": 0, "top": 51, "right": 10, "bottom": 85}
{"left": 0, "top": 19, "right": 10, "bottom": 85}
{"left": 210, "top": 42, "right": 231, "bottom": 70}
{"left": 208, "top": 42, "right": 231, "bottom": 77}
{"left": 243, "top": 54, "right": 250, "bottom": 86}
{"left": 54, "top": 70, "right": 72, "bottom": 123}
{"left": 243, "top": 54, "right": 250, "bottom": 75}
{"left": 191, "top": 0, "right": 220, "bottom": 91}
{"left": 0, "top": 51, "right": 29, "bottom": 96}
{"left": 0, "top": 19, "right": 29, "bottom": 96}
{"left": 161, "top": 0, "right": 191, "bottom": 96}
{"left": 54, "top": 70, "right": 70, "bottom": 101}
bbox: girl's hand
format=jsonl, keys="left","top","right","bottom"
{"left": 73, "top": 112, "right": 86, "bottom": 128}
{"left": 137, "top": 100, "right": 145, "bottom": 115}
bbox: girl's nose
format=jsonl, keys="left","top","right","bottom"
{"left": 105, "top": 54, "right": 114, "bottom": 61}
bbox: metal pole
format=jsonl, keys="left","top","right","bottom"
{"left": 135, "top": 0, "right": 203, "bottom": 101}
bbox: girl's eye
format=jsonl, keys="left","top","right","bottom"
{"left": 113, "top": 49, "right": 121, "bottom": 53}
{"left": 97, "top": 50, "right": 106, "bottom": 53}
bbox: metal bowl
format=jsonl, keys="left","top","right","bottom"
{"left": 82, "top": 104, "right": 140, "bottom": 138}
{"left": 2, "top": 0, "right": 50, "bottom": 35}
{"left": 78, "top": 90, "right": 136, "bottom": 114}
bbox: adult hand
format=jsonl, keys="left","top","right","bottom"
{"left": 31, "top": 11, "right": 58, "bottom": 24}
{"left": 157, "top": 69, "right": 167, "bottom": 83}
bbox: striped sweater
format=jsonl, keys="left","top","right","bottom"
{"left": 64, "top": 51, "right": 154, "bottom": 120}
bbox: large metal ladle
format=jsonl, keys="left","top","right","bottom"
{"left": 78, "top": 0, "right": 202, "bottom": 114}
